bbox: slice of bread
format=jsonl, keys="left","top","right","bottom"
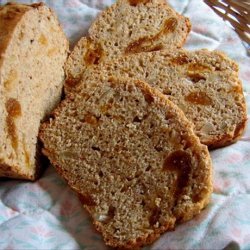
{"left": 0, "top": 3, "right": 68, "bottom": 180}
{"left": 40, "top": 77, "right": 212, "bottom": 249}
{"left": 65, "top": 0, "right": 191, "bottom": 85}
{"left": 66, "top": 49, "right": 247, "bottom": 149}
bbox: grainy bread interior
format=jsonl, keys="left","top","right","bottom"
{"left": 66, "top": 49, "right": 247, "bottom": 149}
{"left": 40, "top": 77, "right": 212, "bottom": 249}
{"left": 0, "top": 3, "right": 68, "bottom": 180}
{"left": 65, "top": 0, "right": 191, "bottom": 85}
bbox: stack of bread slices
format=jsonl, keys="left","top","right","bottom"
{"left": 0, "top": 0, "right": 247, "bottom": 249}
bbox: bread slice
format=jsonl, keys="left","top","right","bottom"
{"left": 65, "top": 0, "right": 191, "bottom": 85}
{"left": 66, "top": 49, "right": 247, "bottom": 149}
{"left": 40, "top": 77, "right": 212, "bottom": 249}
{"left": 0, "top": 3, "right": 68, "bottom": 180}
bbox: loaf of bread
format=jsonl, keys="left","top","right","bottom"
{"left": 65, "top": 0, "right": 191, "bottom": 85}
{"left": 66, "top": 49, "right": 247, "bottom": 149}
{"left": 40, "top": 77, "right": 212, "bottom": 249}
{"left": 0, "top": 3, "right": 68, "bottom": 180}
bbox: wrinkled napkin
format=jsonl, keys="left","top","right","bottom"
{"left": 0, "top": 0, "right": 250, "bottom": 249}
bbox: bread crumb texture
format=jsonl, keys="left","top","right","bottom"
{"left": 40, "top": 78, "right": 212, "bottom": 249}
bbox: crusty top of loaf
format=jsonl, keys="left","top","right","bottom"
{"left": 69, "top": 48, "right": 247, "bottom": 148}
{"left": 0, "top": 3, "right": 46, "bottom": 68}
{"left": 40, "top": 77, "right": 212, "bottom": 249}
